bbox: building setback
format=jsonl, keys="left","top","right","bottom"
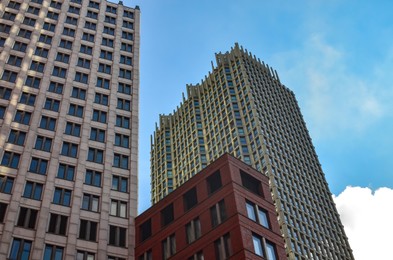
{"left": 136, "top": 153, "right": 287, "bottom": 260}
{"left": 151, "top": 44, "right": 354, "bottom": 259}
{"left": 0, "top": 0, "right": 139, "bottom": 259}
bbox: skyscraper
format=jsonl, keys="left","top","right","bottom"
{"left": 0, "top": 0, "right": 139, "bottom": 259}
{"left": 151, "top": 44, "right": 354, "bottom": 259}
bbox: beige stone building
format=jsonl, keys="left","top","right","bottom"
{"left": 151, "top": 44, "right": 354, "bottom": 259}
{"left": 0, "top": 0, "right": 140, "bottom": 259}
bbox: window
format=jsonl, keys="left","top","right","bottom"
{"left": 92, "top": 109, "right": 107, "bottom": 123}
{"left": 85, "top": 169, "right": 101, "bottom": 187}
{"left": 96, "top": 77, "right": 110, "bottom": 89}
{"left": 100, "top": 50, "right": 113, "bottom": 60}
{"left": 1, "top": 70, "right": 18, "bottom": 83}
{"left": 112, "top": 175, "right": 127, "bottom": 192}
{"left": 115, "top": 134, "right": 129, "bottom": 148}
{"left": 34, "top": 47, "right": 49, "bottom": 58}
{"left": 29, "top": 157, "right": 48, "bottom": 175}
{"left": 13, "top": 41, "right": 28, "bottom": 52}
{"left": 0, "top": 24, "right": 11, "bottom": 34}
{"left": 66, "top": 16, "right": 78, "bottom": 25}
{"left": 1, "top": 151, "right": 20, "bottom": 168}
{"left": 57, "top": 163, "right": 75, "bottom": 181}
{"left": 14, "top": 110, "right": 31, "bottom": 125}
{"left": 31, "top": 0, "right": 43, "bottom": 3}
{"left": 48, "top": 81, "right": 63, "bottom": 94}
{"left": 7, "top": 55, "right": 23, "bottom": 66}
{"left": 53, "top": 187, "right": 71, "bottom": 206}
{"left": 87, "top": 148, "right": 104, "bottom": 164}
{"left": 119, "top": 68, "right": 132, "bottom": 79}
{"left": 116, "top": 115, "right": 130, "bottom": 128}
{"left": 82, "top": 32, "right": 94, "bottom": 42}
{"left": 103, "top": 26, "right": 115, "bottom": 35}
{"left": 246, "top": 200, "right": 270, "bottom": 228}
{"left": 72, "top": 87, "right": 86, "bottom": 100}
{"left": 80, "top": 45, "right": 93, "bottom": 55}
{"left": 210, "top": 199, "right": 227, "bottom": 227}
{"left": 27, "top": 5, "right": 40, "bottom": 14}
{"left": 104, "top": 16, "right": 116, "bottom": 25}
{"left": 207, "top": 170, "right": 222, "bottom": 194}
{"left": 56, "top": 52, "right": 70, "bottom": 63}
{"left": 109, "top": 256, "right": 126, "bottom": 260}
{"left": 138, "top": 251, "right": 152, "bottom": 260}
{"left": 122, "top": 31, "right": 133, "bottom": 40}
{"left": 123, "top": 10, "right": 134, "bottom": 18}
{"left": 161, "top": 203, "right": 174, "bottom": 227}
{"left": 71, "top": 0, "right": 81, "bottom": 3}
{"left": 18, "top": 92, "right": 34, "bottom": 105}
{"left": 186, "top": 218, "right": 201, "bottom": 244}
{"left": 86, "top": 10, "right": 98, "bottom": 19}
{"left": 117, "top": 98, "right": 131, "bottom": 111}
{"left": 61, "top": 142, "right": 78, "bottom": 158}
{"left": 94, "top": 93, "right": 108, "bottom": 106}
{"left": 3, "top": 11, "right": 16, "bottom": 21}
{"left": 113, "top": 153, "right": 129, "bottom": 169}
{"left": 75, "top": 72, "right": 88, "bottom": 84}
{"left": 88, "top": 1, "right": 99, "bottom": 9}
{"left": 188, "top": 251, "right": 204, "bottom": 260}
{"left": 23, "top": 181, "right": 43, "bottom": 200}
{"left": 18, "top": 28, "right": 32, "bottom": 39}
{"left": 48, "top": 213, "right": 68, "bottom": 235}
{"left": 90, "top": 128, "right": 105, "bottom": 142}
{"left": 77, "top": 58, "right": 91, "bottom": 69}
{"left": 121, "top": 43, "right": 133, "bottom": 52}
{"left": 139, "top": 219, "right": 151, "bottom": 242}
{"left": 0, "top": 202, "right": 7, "bottom": 222}
{"left": 30, "top": 60, "right": 45, "bottom": 72}
{"left": 77, "top": 251, "right": 95, "bottom": 260}
{"left": 98, "top": 63, "right": 111, "bottom": 74}
{"left": 43, "top": 22, "right": 56, "bottom": 32}
{"left": 43, "top": 244, "right": 64, "bottom": 260}
{"left": 82, "top": 193, "right": 99, "bottom": 212}
{"left": 118, "top": 83, "right": 132, "bottom": 95}
{"left": 40, "top": 116, "right": 56, "bottom": 131}
{"left": 1, "top": 37, "right": 7, "bottom": 47}
{"left": 8, "top": 1, "right": 21, "bottom": 10}
{"left": 0, "top": 175, "right": 14, "bottom": 194}
{"left": 106, "top": 6, "right": 117, "bottom": 14}
{"left": 39, "top": 34, "right": 52, "bottom": 44}
{"left": 52, "top": 66, "right": 67, "bottom": 78}
{"left": 8, "top": 130, "right": 26, "bottom": 146}
{"left": 44, "top": 98, "right": 60, "bottom": 112}
{"left": 241, "top": 171, "right": 262, "bottom": 196}
{"left": 23, "top": 17, "right": 36, "bottom": 26}
{"left": 65, "top": 122, "right": 81, "bottom": 137}
{"left": 50, "top": 0, "right": 62, "bottom": 9}
{"left": 79, "top": 219, "right": 97, "bottom": 241}
{"left": 252, "top": 234, "right": 277, "bottom": 260}
{"left": 162, "top": 234, "right": 176, "bottom": 260}
{"left": 68, "top": 104, "right": 84, "bottom": 117}
{"left": 59, "top": 39, "right": 72, "bottom": 49}
{"left": 34, "top": 135, "right": 52, "bottom": 152}
{"left": 84, "top": 21, "right": 96, "bottom": 30}
{"left": 183, "top": 187, "right": 197, "bottom": 211}
{"left": 110, "top": 199, "right": 127, "bottom": 218}
{"left": 25, "top": 76, "right": 41, "bottom": 89}
{"left": 214, "top": 233, "right": 231, "bottom": 260}
{"left": 123, "top": 21, "right": 133, "bottom": 29}
{"left": 17, "top": 207, "right": 38, "bottom": 229}
{"left": 9, "top": 238, "right": 32, "bottom": 259}
{"left": 0, "top": 87, "right": 12, "bottom": 100}
{"left": 120, "top": 55, "right": 132, "bottom": 66}
{"left": 68, "top": 6, "right": 80, "bottom": 14}
{"left": 0, "top": 106, "right": 5, "bottom": 119}
{"left": 266, "top": 241, "right": 277, "bottom": 260}
{"left": 109, "top": 225, "right": 126, "bottom": 247}
{"left": 46, "top": 11, "right": 59, "bottom": 21}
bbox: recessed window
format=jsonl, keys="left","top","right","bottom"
{"left": 1, "top": 151, "right": 21, "bottom": 168}
{"left": 104, "top": 16, "right": 116, "bottom": 25}
{"left": 82, "top": 193, "right": 99, "bottom": 212}
{"left": 185, "top": 218, "right": 201, "bottom": 244}
{"left": 53, "top": 187, "right": 71, "bottom": 206}
{"left": 246, "top": 200, "right": 270, "bottom": 228}
{"left": 100, "top": 50, "right": 113, "bottom": 60}
{"left": 106, "top": 6, "right": 117, "bottom": 14}
{"left": 94, "top": 93, "right": 108, "bottom": 106}
{"left": 113, "top": 153, "right": 129, "bottom": 169}
{"left": 122, "top": 31, "right": 133, "bottom": 40}
{"left": 1, "top": 70, "right": 18, "bottom": 83}
{"left": 77, "top": 58, "right": 91, "bottom": 69}
{"left": 38, "top": 34, "right": 52, "bottom": 44}
{"left": 75, "top": 72, "right": 88, "bottom": 84}
{"left": 52, "top": 66, "right": 67, "bottom": 78}
{"left": 0, "top": 87, "right": 12, "bottom": 100}
{"left": 19, "top": 92, "right": 36, "bottom": 106}
{"left": 9, "top": 238, "right": 32, "bottom": 259}
{"left": 79, "top": 219, "right": 97, "bottom": 241}
{"left": 87, "top": 148, "right": 104, "bottom": 163}
{"left": 68, "top": 6, "right": 80, "bottom": 14}
{"left": 77, "top": 251, "right": 95, "bottom": 260}
{"left": 214, "top": 233, "right": 231, "bottom": 259}
{"left": 23, "top": 17, "right": 36, "bottom": 27}
{"left": 7, "top": 130, "right": 26, "bottom": 146}
{"left": 25, "top": 76, "right": 41, "bottom": 89}
{"left": 116, "top": 115, "right": 130, "bottom": 128}
{"left": 80, "top": 45, "right": 93, "bottom": 55}
{"left": 47, "top": 11, "right": 59, "bottom": 20}
{"left": 44, "top": 98, "right": 60, "bottom": 112}
{"left": 92, "top": 109, "right": 107, "bottom": 123}
{"left": 210, "top": 199, "right": 226, "bottom": 227}
{"left": 66, "top": 16, "right": 78, "bottom": 25}
{"left": 161, "top": 203, "right": 174, "bottom": 227}
{"left": 48, "top": 81, "right": 63, "bottom": 94}
{"left": 112, "top": 175, "right": 128, "bottom": 192}
{"left": 85, "top": 169, "right": 101, "bottom": 187}
{"left": 48, "top": 213, "right": 68, "bottom": 235}
{"left": 103, "top": 26, "right": 115, "bottom": 36}
{"left": 30, "top": 60, "right": 45, "bottom": 72}
{"left": 123, "top": 10, "right": 134, "bottom": 18}
{"left": 162, "top": 234, "right": 176, "bottom": 260}
{"left": 44, "top": 244, "right": 64, "bottom": 260}
{"left": 59, "top": 39, "right": 72, "bottom": 49}
{"left": 98, "top": 63, "right": 111, "bottom": 74}
{"left": 90, "top": 128, "right": 106, "bottom": 142}
{"left": 119, "top": 68, "right": 132, "bottom": 79}
{"left": 39, "top": 116, "right": 56, "bottom": 131}
{"left": 34, "top": 47, "right": 49, "bottom": 58}
{"left": 96, "top": 77, "right": 110, "bottom": 89}
{"left": 57, "top": 163, "right": 75, "bottom": 181}
{"left": 110, "top": 199, "right": 127, "bottom": 218}
{"left": 0, "top": 202, "right": 8, "bottom": 222}
{"left": 71, "top": 87, "right": 86, "bottom": 100}
{"left": 88, "top": 1, "right": 99, "bottom": 9}
{"left": 121, "top": 43, "right": 133, "bottom": 52}
{"left": 102, "top": 37, "right": 114, "bottom": 47}
{"left": 23, "top": 181, "right": 43, "bottom": 200}
{"left": 68, "top": 104, "right": 84, "bottom": 117}
{"left": 7, "top": 55, "right": 23, "bottom": 67}
{"left": 34, "top": 135, "right": 52, "bottom": 152}
{"left": 183, "top": 187, "right": 197, "bottom": 211}
{"left": 115, "top": 133, "right": 129, "bottom": 148}
{"left": 29, "top": 157, "right": 48, "bottom": 175}
{"left": 56, "top": 52, "right": 70, "bottom": 63}
{"left": 61, "top": 142, "right": 78, "bottom": 158}
{"left": 122, "top": 20, "right": 133, "bottom": 29}
{"left": 17, "top": 207, "right": 38, "bottom": 229}
{"left": 0, "top": 175, "right": 14, "bottom": 194}
{"left": 240, "top": 171, "right": 262, "bottom": 196}
{"left": 65, "top": 122, "right": 81, "bottom": 136}
{"left": 43, "top": 22, "right": 56, "bottom": 32}
{"left": 139, "top": 219, "right": 151, "bottom": 242}
{"left": 118, "top": 82, "right": 132, "bottom": 94}
{"left": 117, "top": 98, "right": 131, "bottom": 111}
{"left": 109, "top": 225, "right": 127, "bottom": 247}
{"left": 206, "top": 170, "right": 222, "bottom": 194}
{"left": 84, "top": 21, "right": 96, "bottom": 30}
{"left": 120, "top": 55, "right": 132, "bottom": 66}
{"left": 86, "top": 10, "right": 98, "bottom": 19}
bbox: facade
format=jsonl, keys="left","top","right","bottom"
{"left": 136, "top": 153, "right": 287, "bottom": 260}
{"left": 151, "top": 44, "right": 354, "bottom": 259}
{"left": 0, "top": 0, "right": 139, "bottom": 259}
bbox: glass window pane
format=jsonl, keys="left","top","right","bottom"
{"left": 252, "top": 235, "right": 263, "bottom": 256}
{"left": 246, "top": 202, "right": 256, "bottom": 221}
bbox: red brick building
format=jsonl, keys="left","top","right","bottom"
{"left": 135, "top": 154, "right": 287, "bottom": 260}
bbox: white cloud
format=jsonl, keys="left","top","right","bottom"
{"left": 333, "top": 186, "right": 393, "bottom": 260}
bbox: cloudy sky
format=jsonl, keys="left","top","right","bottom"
{"left": 125, "top": 0, "right": 393, "bottom": 258}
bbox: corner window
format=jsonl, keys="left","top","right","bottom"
{"left": 206, "top": 170, "right": 222, "bottom": 194}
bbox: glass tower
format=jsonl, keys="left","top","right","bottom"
{"left": 151, "top": 43, "right": 354, "bottom": 259}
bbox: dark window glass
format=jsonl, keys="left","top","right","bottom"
{"left": 183, "top": 187, "right": 198, "bottom": 211}
{"left": 23, "top": 181, "right": 43, "bottom": 200}
{"left": 161, "top": 204, "right": 174, "bottom": 227}
{"left": 207, "top": 170, "right": 222, "bottom": 194}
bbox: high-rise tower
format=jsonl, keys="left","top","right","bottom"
{"left": 0, "top": 0, "right": 139, "bottom": 259}
{"left": 151, "top": 44, "right": 354, "bottom": 259}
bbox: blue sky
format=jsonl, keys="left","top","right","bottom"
{"left": 125, "top": 0, "right": 393, "bottom": 216}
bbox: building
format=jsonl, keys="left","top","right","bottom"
{"left": 151, "top": 44, "right": 354, "bottom": 259}
{"left": 136, "top": 153, "right": 287, "bottom": 260}
{"left": 0, "top": 0, "right": 139, "bottom": 259}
